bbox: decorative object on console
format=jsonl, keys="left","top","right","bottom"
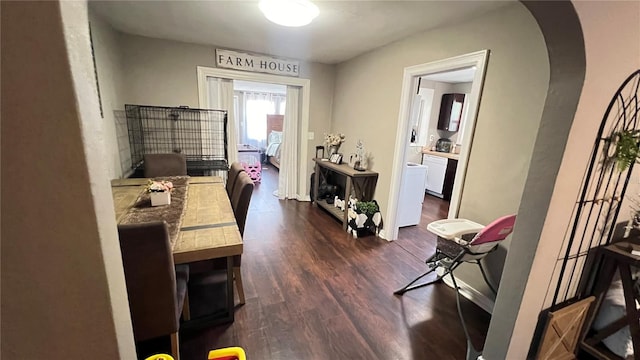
{"left": 317, "top": 182, "right": 338, "bottom": 203}
{"left": 347, "top": 199, "right": 383, "bottom": 238}
{"left": 325, "top": 133, "right": 345, "bottom": 155}
{"left": 329, "top": 153, "right": 343, "bottom": 164}
{"left": 315, "top": 145, "right": 325, "bottom": 160}
{"left": 351, "top": 139, "right": 368, "bottom": 171}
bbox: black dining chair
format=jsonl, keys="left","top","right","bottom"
{"left": 144, "top": 153, "right": 187, "bottom": 178}
{"left": 117, "top": 221, "right": 189, "bottom": 360}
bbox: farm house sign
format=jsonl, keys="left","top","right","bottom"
{"left": 215, "top": 49, "right": 300, "bottom": 77}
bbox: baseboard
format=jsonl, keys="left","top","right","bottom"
{"left": 441, "top": 275, "right": 495, "bottom": 314}
{"left": 378, "top": 229, "right": 393, "bottom": 242}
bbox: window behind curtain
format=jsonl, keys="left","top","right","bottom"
{"left": 236, "top": 90, "right": 286, "bottom": 149}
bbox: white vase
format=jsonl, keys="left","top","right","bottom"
{"left": 150, "top": 191, "right": 171, "bottom": 206}
{"left": 328, "top": 145, "right": 341, "bottom": 155}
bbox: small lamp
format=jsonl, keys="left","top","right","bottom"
{"left": 315, "top": 145, "right": 325, "bottom": 159}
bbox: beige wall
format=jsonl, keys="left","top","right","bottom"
{"left": 334, "top": 3, "right": 547, "bottom": 224}
{"left": 332, "top": 3, "right": 548, "bottom": 295}
{"left": 1, "top": 1, "right": 135, "bottom": 358}
{"left": 89, "top": 12, "right": 127, "bottom": 178}
{"left": 501, "top": 1, "right": 640, "bottom": 358}
{"left": 117, "top": 33, "right": 336, "bottom": 184}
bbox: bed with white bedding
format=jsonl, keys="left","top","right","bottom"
{"left": 266, "top": 114, "right": 283, "bottom": 169}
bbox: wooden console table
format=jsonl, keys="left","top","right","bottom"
{"left": 312, "top": 158, "right": 378, "bottom": 230}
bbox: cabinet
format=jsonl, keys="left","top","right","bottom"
{"left": 437, "top": 93, "right": 466, "bottom": 132}
{"left": 422, "top": 154, "right": 457, "bottom": 200}
{"left": 312, "top": 159, "right": 378, "bottom": 230}
{"left": 423, "top": 155, "right": 447, "bottom": 195}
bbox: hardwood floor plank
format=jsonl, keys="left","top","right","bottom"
{"left": 179, "top": 167, "right": 491, "bottom": 360}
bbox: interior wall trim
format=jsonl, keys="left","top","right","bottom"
{"left": 196, "top": 66, "right": 311, "bottom": 201}
{"left": 442, "top": 275, "right": 495, "bottom": 314}
{"left": 386, "top": 50, "right": 490, "bottom": 241}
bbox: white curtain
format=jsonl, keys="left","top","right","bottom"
{"left": 208, "top": 77, "right": 238, "bottom": 165}
{"left": 277, "top": 86, "right": 300, "bottom": 200}
{"left": 239, "top": 91, "right": 285, "bottom": 148}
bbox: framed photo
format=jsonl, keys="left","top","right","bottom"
{"left": 330, "top": 153, "right": 342, "bottom": 164}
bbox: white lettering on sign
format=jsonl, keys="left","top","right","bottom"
{"left": 215, "top": 49, "right": 300, "bottom": 77}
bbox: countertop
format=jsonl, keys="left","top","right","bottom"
{"left": 421, "top": 149, "right": 460, "bottom": 160}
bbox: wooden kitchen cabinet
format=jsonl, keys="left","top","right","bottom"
{"left": 442, "top": 159, "right": 458, "bottom": 201}
{"left": 437, "top": 93, "right": 466, "bottom": 132}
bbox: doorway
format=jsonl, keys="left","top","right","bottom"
{"left": 233, "top": 80, "right": 286, "bottom": 187}
{"left": 386, "top": 50, "right": 489, "bottom": 241}
{"left": 197, "top": 66, "right": 311, "bottom": 201}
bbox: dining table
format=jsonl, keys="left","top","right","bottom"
{"left": 111, "top": 175, "right": 242, "bottom": 326}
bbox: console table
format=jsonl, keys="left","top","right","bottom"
{"left": 312, "top": 158, "right": 378, "bottom": 230}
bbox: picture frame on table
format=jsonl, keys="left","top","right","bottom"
{"left": 330, "top": 153, "right": 343, "bottom": 164}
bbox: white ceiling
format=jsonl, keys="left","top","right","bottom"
{"left": 90, "top": 1, "right": 512, "bottom": 65}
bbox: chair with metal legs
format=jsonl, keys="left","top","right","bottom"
{"left": 394, "top": 214, "right": 517, "bottom": 359}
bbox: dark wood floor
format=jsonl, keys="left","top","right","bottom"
{"left": 179, "top": 167, "right": 491, "bottom": 360}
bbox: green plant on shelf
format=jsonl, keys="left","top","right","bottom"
{"left": 355, "top": 201, "right": 379, "bottom": 217}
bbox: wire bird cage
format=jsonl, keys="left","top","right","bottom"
{"left": 125, "top": 105, "right": 228, "bottom": 176}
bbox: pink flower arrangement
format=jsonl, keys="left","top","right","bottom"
{"left": 147, "top": 180, "right": 174, "bottom": 193}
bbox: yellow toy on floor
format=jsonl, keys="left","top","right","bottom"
{"left": 208, "top": 347, "right": 246, "bottom": 360}
{"left": 144, "top": 346, "right": 246, "bottom": 360}
{"left": 145, "top": 355, "right": 173, "bottom": 360}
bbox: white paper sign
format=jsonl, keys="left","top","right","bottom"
{"left": 216, "top": 49, "right": 300, "bottom": 77}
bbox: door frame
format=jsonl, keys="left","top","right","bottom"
{"left": 385, "top": 50, "right": 489, "bottom": 240}
{"left": 196, "top": 66, "right": 311, "bottom": 200}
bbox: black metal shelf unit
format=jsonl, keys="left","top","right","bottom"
{"left": 125, "top": 104, "right": 228, "bottom": 176}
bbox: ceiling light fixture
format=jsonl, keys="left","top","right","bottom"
{"left": 259, "top": 0, "right": 319, "bottom": 27}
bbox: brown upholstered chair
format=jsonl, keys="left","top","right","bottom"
{"left": 226, "top": 172, "right": 254, "bottom": 304}
{"left": 189, "top": 172, "right": 254, "bottom": 306}
{"left": 118, "top": 221, "right": 188, "bottom": 360}
{"left": 230, "top": 171, "right": 254, "bottom": 237}
{"left": 226, "top": 162, "right": 245, "bottom": 196}
{"left": 144, "top": 153, "right": 187, "bottom": 178}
